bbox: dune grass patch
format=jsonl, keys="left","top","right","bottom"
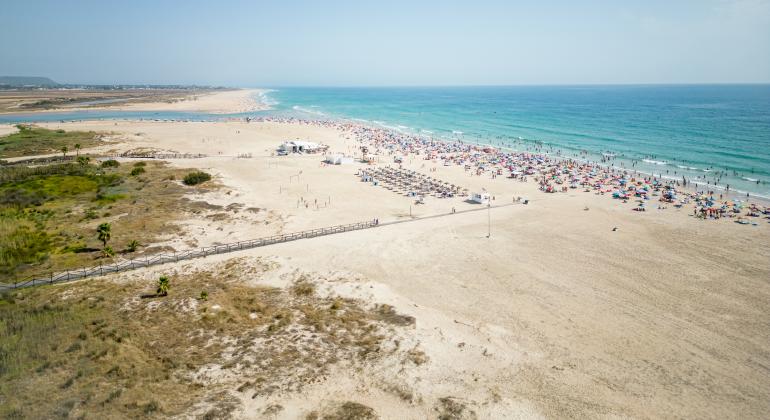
{"left": 183, "top": 170, "right": 211, "bottom": 186}
{"left": 0, "top": 125, "right": 106, "bottom": 158}
{"left": 0, "top": 160, "right": 220, "bottom": 281}
{"left": 0, "top": 263, "right": 412, "bottom": 418}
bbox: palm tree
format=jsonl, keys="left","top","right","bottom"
{"left": 157, "top": 275, "right": 170, "bottom": 296}
{"left": 97, "top": 222, "right": 111, "bottom": 248}
{"left": 61, "top": 146, "right": 68, "bottom": 158}
{"left": 75, "top": 143, "right": 81, "bottom": 157}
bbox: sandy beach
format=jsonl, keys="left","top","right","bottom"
{"left": 0, "top": 88, "right": 268, "bottom": 115}
{"left": 109, "top": 88, "right": 269, "bottom": 114}
{"left": 13, "top": 118, "right": 768, "bottom": 418}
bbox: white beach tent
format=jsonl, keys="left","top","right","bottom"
{"left": 279, "top": 140, "right": 324, "bottom": 154}
{"left": 469, "top": 192, "right": 490, "bottom": 204}
{"left": 325, "top": 154, "right": 354, "bottom": 165}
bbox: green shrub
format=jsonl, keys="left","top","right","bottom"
{"left": 133, "top": 161, "right": 146, "bottom": 168}
{"left": 157, "top": 275, "right": 170, "bottom": 296}
{"left": 83, "top": 209, "right": 98, "bottom": 220}
{"left": 102, "top": 246, "right": 115, "bottom": 257}
{"left": 100, "top": 159, "right": 120, "bottom": 168}
{"left": 126, "top": 240, "right": 139, "bottom": 253}
{"left": 0, "top": 188, "right": 48, "bottom": 208}
{"left": 130, "top": 167, "right": 145, "bottom": 176}
{"left": 0, "top": 219, "right": 52, "bottom": 276}
{"left": 182, "top": 171, "right": 211, "bottom": 186}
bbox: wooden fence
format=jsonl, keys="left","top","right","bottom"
{"left": 2, "top": 220, "right": 377, "bottom": 290}
{"left": 2, "top": 202, "right": 521, "bottom": 291}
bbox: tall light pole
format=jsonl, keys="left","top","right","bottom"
{"left": 487, "top": 202, "right": 491, "bottom": 238}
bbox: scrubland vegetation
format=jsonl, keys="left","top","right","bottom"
{"left": 0, "top": 158, "right": 216, "bottom": 282}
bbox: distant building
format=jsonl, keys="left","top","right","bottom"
{"left": 278, "top": 140, "right": 326, "bottom": 154}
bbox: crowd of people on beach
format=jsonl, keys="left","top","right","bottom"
{"left": 254, "top": 116, "right": 770, "bottom": 226}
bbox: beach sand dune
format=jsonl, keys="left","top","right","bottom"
{"left": 28, "top": 119, "right": 770, "bottom": 418}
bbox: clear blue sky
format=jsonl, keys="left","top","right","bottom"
{"left": 1, "top": 0, "right": 769, "bottom": 86}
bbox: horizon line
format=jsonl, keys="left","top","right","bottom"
{"left": 254, "top": 82, "right": 770, "bottom": 89}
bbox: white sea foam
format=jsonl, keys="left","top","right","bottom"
{"left": 255, "top": 90, "right": 278, "bottom": 107}
{"left": 421, "top": 130, "right": 434, "bottom": 134}
{"left": 743, "top": 177, "right": 758, "bottom": 182}
{"left": 452, "top": 130, "right": 463, "bottom": 135}
{"left": 643, "top": 159, "right": 667, "bottom": 165}
{"left": 292, "top": 105, "right": 326, "bottom": 116}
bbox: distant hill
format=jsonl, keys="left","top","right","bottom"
{"left": 0, "top": 76, "right": 59, "bottom": 87}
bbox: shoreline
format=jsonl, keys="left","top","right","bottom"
{"left": 1, "top": 107, "right": 769, "bottom": 204}
{"left": 327, "top": 115, "right": 770, "bottom": 203}
{"left": 1, "top": 87, "right": 767, "bottom": 200}
{"left": 256, "top": 115, "right": 770, "bottom": 208}
{"left": 2, "top": 112, "right": 769, "bottom": 206}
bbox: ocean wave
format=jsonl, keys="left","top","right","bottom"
{"left": 421, "top": 130, "right": 434, "bottom": 134}
{"left": 255, "top": 90, "right": 278, "bottom": 107}
{"left": 292, "top": 105, "right": 326, "bottom": 116}
{"left": 676, "top": 165, "right": 699, "bottom": 170}
{"left": 397, "top": 125, "right": 410, "bottom": 130}
{"left": 643, "top": 159, "right": 667, "bottom": 165}
{"left": 742, "top": 177, "right": 758, "bottom": 182}
{"left": 452, "top": 130, "right": 463, "bottom": 135}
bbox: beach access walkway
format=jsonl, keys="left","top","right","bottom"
{"left": 2, "top": 202, "right": 520, "bottom": 290}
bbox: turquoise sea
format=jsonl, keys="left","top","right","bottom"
{"left": 2, "top": 85, "right": 769, "bottom": 199}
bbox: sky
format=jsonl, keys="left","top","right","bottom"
{"left": 1, "top": 0, "right": 769, "bottom": 86}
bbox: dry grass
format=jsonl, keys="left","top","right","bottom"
{"left": 434, "top": 397, "right": 477, "bottom": 420}
{"left": 306, "top": 401, "right": 379, "bottom": 420}
{"left": 0, "top": 261, "right": 413, "bottom": 418}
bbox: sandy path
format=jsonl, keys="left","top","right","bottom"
{"left": 0, "top": 123, "right": 19, "bottom": 136}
